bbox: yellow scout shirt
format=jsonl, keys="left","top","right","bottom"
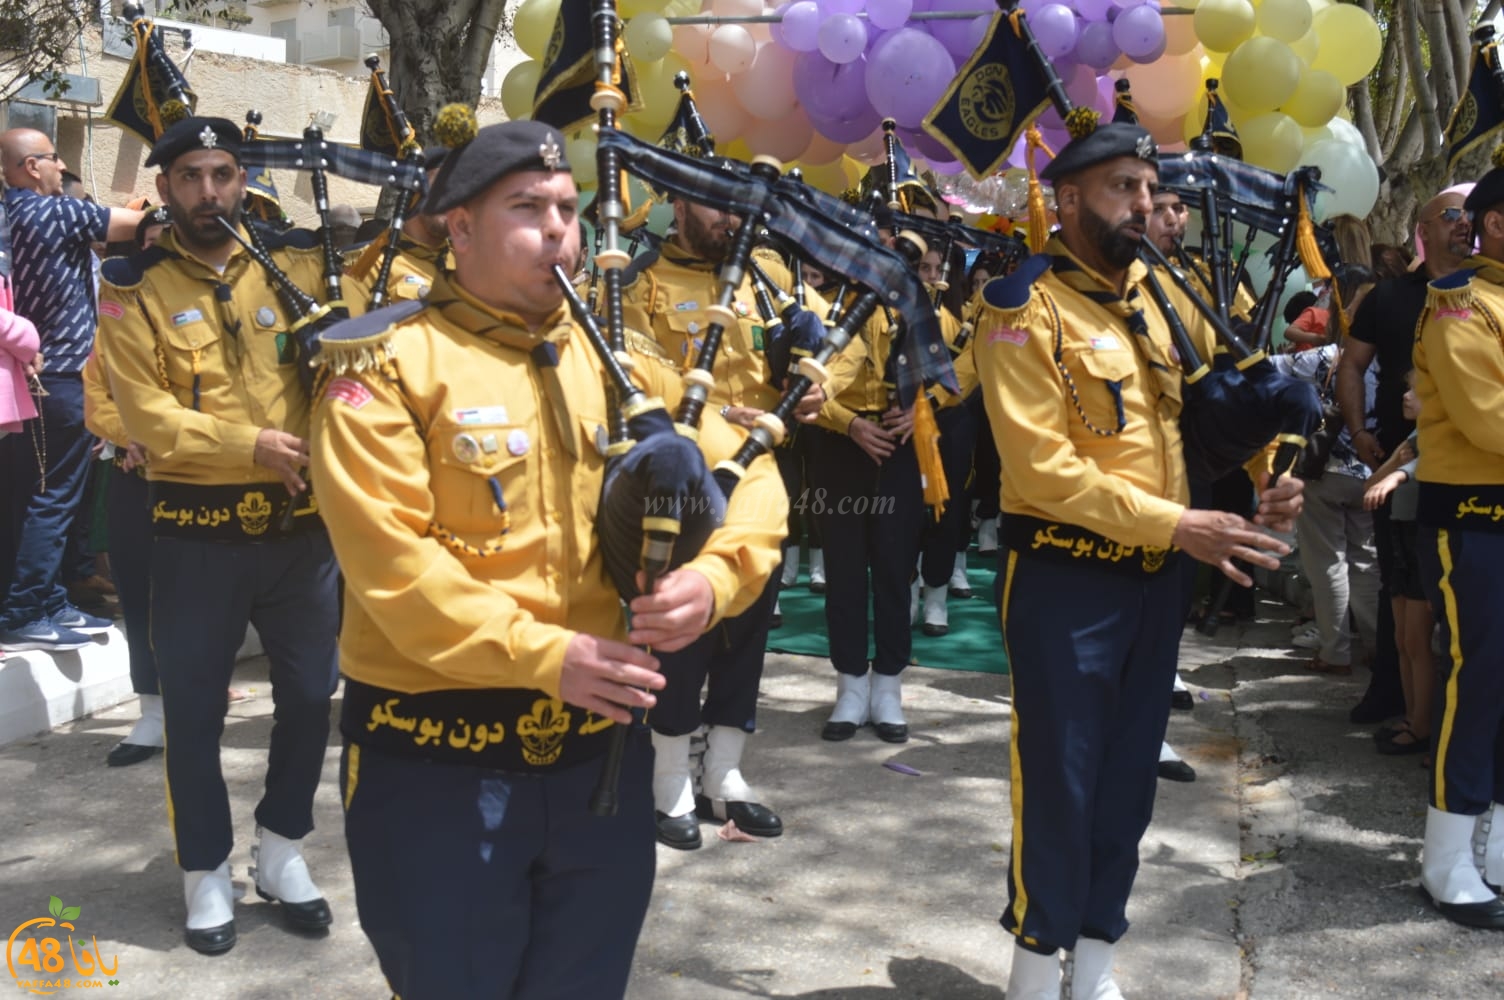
{"left": 309, "top": 272, "right": 786, "bottom": 772}
{"left": 815, "top": 303, "right": 896, "bottom": 432}
{"left": 353, "top": 237, "right": 444, "bottom": 304}
{"left": 973, "top": 237, "right": 1198, "bottom": 561}
{"left": 932, "top": 302, "right": 978, "bottom": 407}
{"left": 82, "top": 343, "right": 129, "bottom": 450}
{"left": 96, "top": 228, "right": 352, "bottom": 487}
{"left": 1412, "top": 256, "right": 1504, "bottom": 530}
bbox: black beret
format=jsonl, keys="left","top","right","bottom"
{"left": 421, "top": 145, "right": 450, "bottom": 173}
{"left": 146, "top": 117, "right": 243, "bottom": 169}
{"left": 1465, "top": 169, "right": 1504, "bottom": 218}
{"left": 1040, "top": 122, "right": 1158, "bottom": 185}
{"left": 425, "top": 120, "right": 571, "bottom": 213}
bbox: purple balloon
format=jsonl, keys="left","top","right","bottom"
{"left": 1075, "top": 0, "right": 1114, "bottom": 20}
{"left": 868, "top": 0, "right": 914, "bottom": 30}
{"left": 1030, "top": 4, "right": 1081, "bottom": 60}
{"left": 770, "top": 2, "right": 792, "bottom": 48}
{"left": 808, "top": 102, "right": 883, "bottom": 143}
{"left": 819, "top": 12, "right": 868, "bottom": 64}
{"left": 899, "top": 125, "right": 957, "bottom": 163}
{"left": 794, "top": 51, "right": 872, "bottom": 121}
{"left": 930, "top": 157, "right": 966, "bottom": 176}
{"left": 1112, "top": 4, "right": 1163, "bottom": 61}
{"left": 865, "top": 27, "right": 958, "bottom": 129}
{"left": 1076, "top": 20, "right": 1120, "bottom": 69}
{"left": 818, "top": 0, "right": 865, "bottom": 12}
{"left": 780, "top": 0, "right": 823, "bottom": 52}
{"left": 924, "top": 0, "right": 989, "bottom": 60}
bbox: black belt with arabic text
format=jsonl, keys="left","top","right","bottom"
{"left": 1001, "top": 514, "right": 1176, "bottom": 578}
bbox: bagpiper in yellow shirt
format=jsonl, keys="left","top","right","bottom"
{"left": 348, "top": 235, "right": 445, "bottom": 305}
{"left": 1412, "top": 256, "right": 1504, "bottom": 528}
{"left": 972, "top": 237, "right": 1207, "bottom": 566}
{"left": 309, "top": 271, "right": 787, "bottom": 773}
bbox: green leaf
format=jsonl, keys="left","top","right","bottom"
{"left": 48, "top": 896, "right": 62, "bottom": 918}
{"left": 61, "top": 906, "right": 80, "bottom": 921}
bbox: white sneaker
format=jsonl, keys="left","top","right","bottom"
{"left": 781, "top": 545, "right": 801, "bottom": 588}
{"left": 977, "top": 517, "right": 999, "bottom": 555}
{"left": 949, "top": 552, "right": 972, "bottom": 597}
{"left": 808, "top": 549, "right": 826, "bottom": 592}
{"left": 1291, "top": 624, "right": 1321, "bottom": 650}
{"left": 922, "top": 586, "right": 949, "bottom": 636}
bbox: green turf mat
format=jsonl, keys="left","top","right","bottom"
{"left": 768, "top": 559, "right": 1009, "bottom": 674}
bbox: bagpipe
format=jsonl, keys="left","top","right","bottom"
{"left": 361, "top": 55, "right": 425, "bottom": 312}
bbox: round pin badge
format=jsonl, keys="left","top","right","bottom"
{"left": 255, "top": 306, "right": 277, "bottom": 328}
{"left": 507, "top": 429, "right": 530, "bottom": 456}
{"left": 452, "top": 433, "right": 481, "bottom": 463}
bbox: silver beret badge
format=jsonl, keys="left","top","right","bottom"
{"left": 199, "top": 125, "right": 219, "bottom": 150}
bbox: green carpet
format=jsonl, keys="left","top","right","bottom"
{"left": 768, "top": 559, "right": 1009, "bottom": 675}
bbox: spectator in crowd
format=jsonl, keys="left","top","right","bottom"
{"left": 0, "top": 129, "right": 141, "bottom": 652}
{"left": 1370, "top": 242, "right": 1413, "bottom": 282}
{"left": 1337, "top": 185, "right": 1470, "bottom": 725}
{"left": 1281, "top": 289, "right": 1330, "bottom": 352}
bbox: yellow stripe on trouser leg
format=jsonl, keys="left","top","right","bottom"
{"left": 1000, "top": 549, "right": 1035, "bottom": 944}
{"left": 162, "top": 725, "right": 178, "bottom": 868}
{"left": 345, "top": 743, "right": 361, "bottom": 811}
{"left": 1433, "top": 529, "right": 1464, "bottom": 809}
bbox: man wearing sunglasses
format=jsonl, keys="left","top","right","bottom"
{"left": 1336, "top": 188, "right": 1472, "bottom": 729}
{"left": 0, "top": 129, "right": 143, "bottom": 653}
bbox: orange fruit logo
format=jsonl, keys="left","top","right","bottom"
{"left": 6, "top": 896, "right": 120, "bottom": 995}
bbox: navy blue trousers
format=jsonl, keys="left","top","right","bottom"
{"left": 995, "top": 549, "right": 1181, "bottom": 952}
{"left": 2, "top": 373, "right": 92, "bottom": 628}
{"left": 650, "top": 569, "right": 779, "bottom": 736}
{"left": 152, "top": 530, "right": 339, "bottom": 871}
{"left": 107, "top": 466, "right": 156, "bottom": 694}
{"left": 342, "top": 736, "right": 656, "bottom": 1000}
{"left": 806, "top": 425, "right": 925, "bottom": 677}
{"left": 1421, "top": 527, "right": 1504, "bottom": 815}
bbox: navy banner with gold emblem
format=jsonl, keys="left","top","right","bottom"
{"left": 922, "top": 10, "right": 1050, "bottom": 181}
{"left": 105, "top": 18, "right": 197, "bottom": 146}
{"left": 359, "top": 68, "right": 415, "bottom": 156}
{"left": 1447, "top": 30, "right": 1504, "bottom": 176}
{"left": 532, "top": 3, "right": 640, "bottom": 135}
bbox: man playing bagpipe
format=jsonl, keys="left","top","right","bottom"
{"left": 309, "top": 119, "right": 787, "bottom": 998}
{"left": 621, "top": 186, "right": 831, "bottom": 850}
{"left": 1410, "top": 155, "right": 1504, "bottom": 931}
{"left": 347, "top": 144, "right": 453, "bottom": 304}
{"left": 971, "top": 120, "right": 1305, "bottom": 999}
{"left": 95, "top": 116, "right": 355, "bottom": 955}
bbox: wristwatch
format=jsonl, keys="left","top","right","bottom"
{"left": 720, "top": 405, "right": 732, "bottom": 420}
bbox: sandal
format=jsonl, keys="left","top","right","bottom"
{"left": 1305, "top": 656, "right": 1353, "bottom": 676}
{"left": 1377, "top": 725, "right": 1429, "bottom": 756}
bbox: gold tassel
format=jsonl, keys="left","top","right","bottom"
{"left": 1295, "top": 184, "right": 1348, "bottom": 339}
{"left": 913, "top": 392, "right": 949, "bottom": 519}
{"left": 1024, "top": 127, "right": 1056, "bottom": 255}
{"left": 345, "top": 229, "right": 391, "bottom": 282}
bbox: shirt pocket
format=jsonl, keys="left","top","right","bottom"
{"left": 158, "top": 311, "right": 225, "bottom": 398}
{"left": 1064, "top": 348, "right": 1137, "bottom": 434}
{"left": 429, "top": 419, "right": 531, "bottom": 547}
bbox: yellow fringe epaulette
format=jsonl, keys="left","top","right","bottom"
{"left": 316, "top": 299, "right": 426, "bottom": 376}
{"left": 975, "top": 253, "right": 1052, "bottom": 330}
{"left": 623, "top": 326, "right": 678, "bottom": 371}
{"left": 1425, "top": 269, "right": 1477, "bottom": 314}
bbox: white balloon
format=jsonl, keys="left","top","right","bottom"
{"left": 1325, "top": 116, "right": 1366, "bottom": 149}
{"left": 1300, "top": 138, "right": 1379, "bottom": 221}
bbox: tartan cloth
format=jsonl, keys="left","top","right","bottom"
{"left": 239, "top": 137, "right": 426, "bottom": 192}
{"left": 888, "top": 209, "right": 1026, "bottom": 259}
{"left": 1155, "top": 155, "right": 1322, "bottom": 237}
{"left": 597, "top": 127, "right": 957, "bottom": 402}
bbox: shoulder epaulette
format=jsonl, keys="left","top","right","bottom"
{"left": 1426, "top": 267, "right": 1478, "bottom": 313}
{"left": 623, "top": 325, "right": 678, "bottom": 370}
{"left": 99, "top": 245, "right": 176, "bottom": 289}
{"left": 620, "top": 247, "right": 661, "bottom": 288}
{"left": 980, "top": 253, "right": 1050, "bottom": 314}
{"left": 317, "top": 298, "right": 426, "bottom": 375}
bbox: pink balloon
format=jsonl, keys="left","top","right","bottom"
{"left": 1062, "top": 64, "right": 1110, "bottom": 116}
{"left": 737, "top": 42, "right": 800, "bottom": 119}
{"left": 695, "top": 76, "right": 750, "bottom": 140}
{"left": 801, "top": 129, "right": 846, "bottom": 165}
{"left": 864, "top": 27, "right": 957, "bottom": 129}
{"left": 1030, "top": 4, "right": 1081, "bottom": 60}
{"left": 848, "top": 126, "right": 889, "bottom": 164}
{"left": 746, "top": 110, "right": 816, "bottom": 162}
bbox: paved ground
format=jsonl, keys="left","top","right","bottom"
{"left": 1, "top": 596, "right": 1501, "bottom": 998}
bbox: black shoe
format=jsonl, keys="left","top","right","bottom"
{"left": 821, "top": 720, "right": 859, "bottom": 741}
{"left": 921, "top": 622, "right": 949, "bottom": 637}
{"left": 873, "top": 721, "right": 909, "bottom": 744}
{"left": 770, "top": 611, "right": 783, "bottom": 629}
{"left": 1350, "top": 694, "right": 1407, "bottom": 725}
{"left": 696, "top": 795, "right": 783, "bottom": 837}
{"left": 255, "top": 887, "right": 332, "bottom": 932}
{"left": 655, "top": 810, "right": 702, "bottom": 850}
{"left": 184, "top": 921, "right": 236, "bottom": 956}
{"left": 948, "top": 584, "right": 973, "bottom": 599}
{"left": 1157, "top": 759, "right": 1197, "bottom": 782}
{"left": 106, "top": 740, "right": 161, "bottom": 767}
{"left": 1432, "top": 895, "right": 1504, "bottom": 929}
{"left": 1170, "top": 690, "right": 1194, "bottom": 711}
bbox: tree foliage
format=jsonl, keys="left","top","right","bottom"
{"left": 1354, "top": 0, "right": 1483, "bottom": 242}
{"left": 0, "top": 0, "right": 90, "bottom": 102}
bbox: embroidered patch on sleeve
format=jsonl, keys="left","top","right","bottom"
{"left": 1434, "top": 306, "right": 1473, "bottom": 321}
{"left": 98, "top": 300, "right": 125, "bottom": 320}
{"left": 325, "top": 377, "right": 373, "bottom": 410}
{"left": 988, "top": 327, "right": 1029, "bottom": 346}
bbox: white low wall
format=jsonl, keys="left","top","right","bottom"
{"left": 0, "top": 625, "right": 265, "bottom": 748}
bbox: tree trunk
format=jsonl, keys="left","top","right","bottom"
{"left": 365, "top": 0, "right": 510, "bottom": 143}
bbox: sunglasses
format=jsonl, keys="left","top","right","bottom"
{"left": 1428, "top": 207, "right": 1466, "bottom": 224}
{"left": 27, "top": 152, "right": 60, "bottom": 164}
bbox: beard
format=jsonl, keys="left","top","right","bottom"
{"left": 1082, "top": 202, "right": 1145, "bottom": 270}
{"left": 679, "top": 209, "right": 735, "bottom": 261}
{"left": 172, "top": 205, "right": 234, "bottom": 253}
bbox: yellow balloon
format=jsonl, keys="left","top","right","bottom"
{"left": 623, "top": 14, "right": 673, "bottom": 64}
{"left": 1289, "top": 28, "right": 1318, "bottom": 64}
{"left": 567, "top": 130, "right": 598, "bottom": 186}
{"left": 500, "top": 60, "right": 541, "bottom": 122}
{"left": 1256, "top": 0, "right": 1312, "bottom": 43}
{"left": 1281, "top": 67, "right": 1344, "bottom": 127}
{"left": 802, "top": 159, "right": 848, "bottom": 195}
{"left": 620, "top": 0, "right": 672, "bottom": 13}
{"left": 1222, "top": 37, "right": 1301, "bottom": 114}
{"left": 1310, "top": 4, "right": 1382, "bottom": 86}
{"left": 721, "top": 138, "right": 754, "bottom": 162}
{"left": 1239, "top": 112, "right": 1304, "bottom": 172}
{"left": 633, "top": 53, "right": 689, "bottom": 129}
{"left": 1194, "top": 0, "right": 1256, "bottom": 53}
{"left": 513, "top": 0, "right": 561, "bottom": 62}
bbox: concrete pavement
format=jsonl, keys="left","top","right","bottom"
{"left": 0, "top": 598, "right": 1499, "bottom": 998}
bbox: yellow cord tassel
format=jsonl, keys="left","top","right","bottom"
{"left": 345, "top": 229, "right": 391, "bottom": 282}
{"left": 1295, "top": 182, "right": 1347, "bottom": 339}
{"left": 913, "top": 392, "right": 949, "bottom": 519}
{"left": 1024, "top": 126, "right": 1057, "bottom": 255}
